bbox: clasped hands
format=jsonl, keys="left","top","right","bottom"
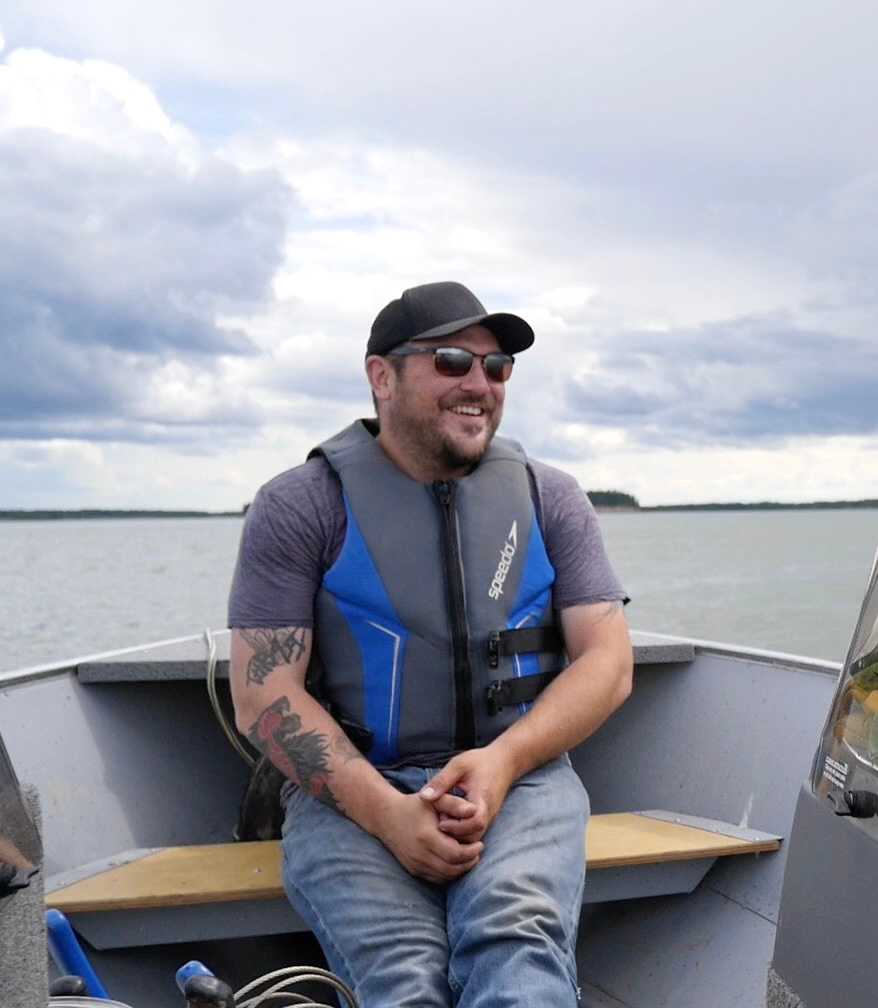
{"left": 376, "top": 743, "right": 515, "bottom": 884}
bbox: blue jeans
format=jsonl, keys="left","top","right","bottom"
{"left": 281, "top": 756, "right": 588, "bottom": 1007}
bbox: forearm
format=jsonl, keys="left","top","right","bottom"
{"left": 420, "top": 605, "right": 632, "bottom": 840}
{"left": 248, "top": 687, "right": 403, "bottom": 831}
{"left": 230, "top": 628, "right": 400, "bottom": 836}
{"left": 490, "top": 606, "right": 633, "bottom": 780}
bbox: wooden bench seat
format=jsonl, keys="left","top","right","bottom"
{"left": 46, "top": 811, "right": 781, "bottom": 950}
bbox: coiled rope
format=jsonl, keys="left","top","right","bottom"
{"left": 204, "top": 627, "right": 255, "bottom": 767}
{"left": 48, "top": 964, "right": 359, "bottom": 1007}
{"left": 235, "top": 965, "right": 358, "bottom": 1007}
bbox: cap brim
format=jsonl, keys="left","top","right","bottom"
{"left": 412, "top": 312, "right": 534, "bottom": 355}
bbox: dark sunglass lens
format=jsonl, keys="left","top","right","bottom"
{"left": 484, "top": 353, "right": 514, "bottom": 382}
{"left": 433, "top": 348, "right": 475, "bottom": 377}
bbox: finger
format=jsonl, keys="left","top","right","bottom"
{"left": 418, "top": 760, "right": 465, "bottom": 802}
{"left": 426, "top": 852, "right": 481, "bottom": 882}
{"left": 438, "top": 817, "right": 486, "bottom": 842}
{"left": 441, "top": 794, "right": 488, "bottom": 827}
{"left": 433, "top": 793, "right": 476, "bottom": 819}
{"left": 433, "top": 837, "right": 483, "bottom": 866}
{"left": 445, "top": 855, "right": 481, "bottom": 878}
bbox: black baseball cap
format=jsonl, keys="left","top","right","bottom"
{"left": 367, "top": 281, "right": 535, "bottom": 357}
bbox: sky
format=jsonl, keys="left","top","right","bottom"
{"left": 2, "top": 1, "right": 878, "bottom": 509}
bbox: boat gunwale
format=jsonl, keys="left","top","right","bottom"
{"left": 0, "top": 628, "right": 841, "bottom": 689}
{"left": 0, "top": 630, "right": 229, "bottom": 688}
{"left": 637, "top": 630, "right": 842, "bottom": 676}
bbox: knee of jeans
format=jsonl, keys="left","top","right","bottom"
{"left": 450, "top": 893, "right": 581, "bottom": 998}
{"left": 461, "top": 882, "right": 575, "bottom": 947}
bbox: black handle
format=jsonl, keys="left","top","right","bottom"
{"left": 184, "top": 974, "right": 237, "bottom": 1008}
{"left": 50, "top": 975, "right": 89, "bottom": 995}
{"left": 844, "top": 789, "right": 878, "bottom": 818}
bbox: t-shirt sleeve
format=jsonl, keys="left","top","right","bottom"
{"left": 227, "top": 460, "right": 343, "bottom": 629}
{"left": 531, "top": 460, "right": 629, "bottom": 611}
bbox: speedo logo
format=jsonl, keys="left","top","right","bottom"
{"left": 488, "top": 521, "right": 518, "bottom": 600}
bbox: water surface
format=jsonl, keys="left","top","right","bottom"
{"left": 0, "top": 518, "right": 243, "bottom": 672}
{"left": 2, "top": 510, "right": 876, "bottom": 672}
{"left": 600, "top": 508, "right": 878, "bottom": 663}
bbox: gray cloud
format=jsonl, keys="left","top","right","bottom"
{"left": 566, "top": 314, "right": 878, "bottom": 446}
{"left": 0, "top": 418, "right": 261, "bottom": 448}
{"left": 1, "top": 443, "right": 96, "bottom": 507}
{"left": 8, "top": 2, "right": 876, "bottom": 191}
{"left": 3, "top": 4, "right": 878, "bottom": 495}
{"left": 0, "top": 126, "right": 292, "bottom": 440}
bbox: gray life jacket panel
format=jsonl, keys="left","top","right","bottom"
{"left": 309, "top": 420, "right": 563, "bottom": 768}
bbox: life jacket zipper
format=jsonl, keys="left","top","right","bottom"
{"left": 434, "top": 480, "right": 475, "bottom": 751}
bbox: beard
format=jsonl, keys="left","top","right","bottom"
{"left": 385, "top": 388, "right": 501, "bottom": 476}
{"left": 437, "top": 430, "right": 490, "bottom": 472}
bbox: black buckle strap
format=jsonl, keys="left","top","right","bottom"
{"left": 486, "top": 669, "right": 560, "bottom": 716}
{"left": 487, "top": 626, "right": 564, "bottom": 669}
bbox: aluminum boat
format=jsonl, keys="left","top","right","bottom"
{"left": 3, "top": 571, "right": 877, "bottom": 1008}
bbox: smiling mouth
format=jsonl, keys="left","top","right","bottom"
{"left": 448, "top": 405, "right": 485, "bottom": 417}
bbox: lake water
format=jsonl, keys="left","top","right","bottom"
{"left": 2, "top": 510, "right": 877, "bottom": 673}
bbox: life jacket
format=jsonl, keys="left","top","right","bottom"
{"left": 308, "top": 420, "right": 565, "bottom": 768}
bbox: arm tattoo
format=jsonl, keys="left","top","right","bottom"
{"left": 240, "top": 627, "right": 307, "bottom": 686}
{"left": 247, "top": 696, "right": 342, "bottom": 812}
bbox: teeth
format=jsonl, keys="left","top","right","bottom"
{"left": 451, "top": 405, "right": 483, "bottom": 416}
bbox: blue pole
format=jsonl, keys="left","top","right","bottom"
{"left": 45, "top": 909, "right": 110, "bottom": 1000}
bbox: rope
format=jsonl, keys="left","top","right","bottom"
{"left": 235, "top": 965, "right": 359, "bottom": 1007}
{"left": 204, "top": 628, "right": 255, "bottom": 768}
{"left": 48, "top": 962, "right": 358, "bottom": 1007}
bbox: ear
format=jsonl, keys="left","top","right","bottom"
{"left": 366, "top": 355, "right": 396, "bottom": 404}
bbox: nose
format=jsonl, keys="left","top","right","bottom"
{"left": 459, "top": 357, "right": 493, "bottom": 395}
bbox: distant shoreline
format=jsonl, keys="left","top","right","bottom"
{"left": 3, "top": 499, "right": 878, "bottom": 520}
{"left": 0, "top": 510, "right": 244, "bottom": 521}
{"left": 595, "top": 499, "right": 878, "bottom": 513}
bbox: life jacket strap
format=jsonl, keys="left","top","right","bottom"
{"left": 485, "top": 669, "right": 561, "bottom": 716}
{"left": 487, "top": 626, "right": 564, "bottom": 669}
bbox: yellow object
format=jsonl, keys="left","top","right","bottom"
{"left": 46, "top": 816, "right": 782, "bottom": 914}
{"left": 864, "top": 691, "right": 878, "bottom": 715}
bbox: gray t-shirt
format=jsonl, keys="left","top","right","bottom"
{"left": 229, "top": 455, "right": 627, "bottom": 628}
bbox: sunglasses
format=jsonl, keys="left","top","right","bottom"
{"left": 387, "top": 345, "right": 515, "bottom": 383}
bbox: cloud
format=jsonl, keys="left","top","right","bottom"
{"left": 6, "top": 2, "right": 877, "bottom": 176}
{"left": 0, "top": 48, "right": 292, "bottom": 443}
{"left": 0, "top": 440, "right": 104, "bottom": 507}
{"left": 2, "top": 9, "right": 878, "bottom": 508}
{"left": 564, "top": 313, "right": 878, "bottom": 447}
{"left": 213, "top": 131, "right": 878, "bottom": 472}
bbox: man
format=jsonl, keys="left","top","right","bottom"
{"left": 228, "top": 281, "right": 632, "bottom": 1007}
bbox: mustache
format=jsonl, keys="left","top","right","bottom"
{"left": 442, "top": 396, "right": 495, "bottom": 409}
